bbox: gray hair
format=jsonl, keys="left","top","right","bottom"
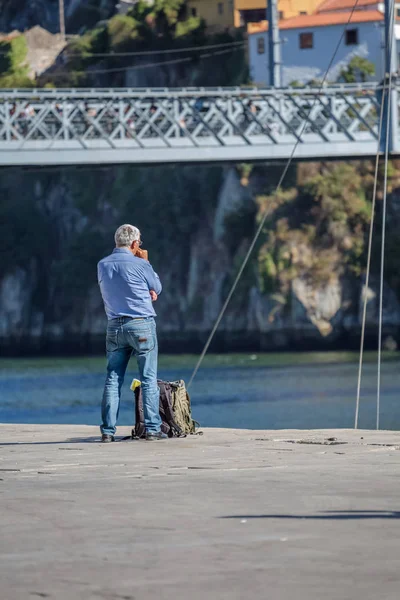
{"left": 114, "top": 224, "right": 140, "bottom": 247}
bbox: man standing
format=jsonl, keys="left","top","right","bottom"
{"left": 97, "top": 224, "right": 166, "bottom": 442}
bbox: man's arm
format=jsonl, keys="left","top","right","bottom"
{"left": 143, "top": 263, "right": 162, "bottom": 295}
{"left": 97, "top": 262, "right": 103, "bottom": 285}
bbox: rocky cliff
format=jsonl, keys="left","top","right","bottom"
{"left": 1, "top": 161, "right": 399, "bottom": 355}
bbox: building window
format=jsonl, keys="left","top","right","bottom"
{"left": 218, "top": 2, "right": 224, "bottom": 15}
{"left": 346, "top": 28, "right": 358, "bottom": 45}
{"left": 279, "top": 11, "right": 284, "bottom": 19}
{"left": 191, "top": 7, "right": 197, "bottom": 16}
{"left": 257, "top": 37, "right": 265, "bottom": 54}
{"left": 299, "top": 11, "right": 306, "bottom": 15}
{"left": 299, "top": 32, "right": 313, "bottom": 49}
{"left": 239, "top": 8, "right": 265, "bottom": 24}
{"left": 397, "top": 7, "right": 400, "bottom": 17}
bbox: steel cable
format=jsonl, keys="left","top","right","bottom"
{"left": 355, "top": 0, "right": 396, "bottom": 430}
{"left": 377, "top": 1, "right": 396, "bottom": 430}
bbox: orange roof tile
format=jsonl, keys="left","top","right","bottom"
{"left": 317, "top": 0, "right": 378, "bottom": 12}
{"left": 280, "top": 9, "right": 384, "bottom": 28}
{"left": 248, "top": 9, "right": 384, "bottom": 33}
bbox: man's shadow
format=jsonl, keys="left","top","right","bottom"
{"left": 0, "top": 436, "right": 135, "bottom": 446}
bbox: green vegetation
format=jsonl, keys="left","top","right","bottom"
{"left": 288, "top": 57, "right": 376, "bottom": 87}
{"left": 0, "top": 34, "right": 33, "bottom": 87}
{"left": 0, "top": 0, "right": 247, "bottom": 88}
{"left": 41, "top": 0, "right": 247, "bottom": 87}
{"left": 255, "top": 161, "right": 394, "bottom": 309}
{"left": 340, "top": 56, "right": 375, "bottom": 83}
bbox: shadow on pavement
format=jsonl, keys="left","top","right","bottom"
{"left": 220, "top": 510, "right": 400, "bottom": 520}
{"left": 0, "top": 436, "right": 136, "bottom": 446}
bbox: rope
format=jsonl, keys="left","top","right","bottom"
{"left": 0, "top": 40, "right": 246, "bottom": 57}
{"left": 64, "top": 40, "right": 247, "bottom": 58}
{"left": 187, "top": 0, "right": 362, "bottom": 390}
{"left": 354, "top": 87, "right": 386, "bottom": 429}
{"left": 355, "top": 0, "right": 396, "bottom": 430}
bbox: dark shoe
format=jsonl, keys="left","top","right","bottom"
{"left": 101, "top": 434, "right": 115, "bottom": 443}
{"left": 145, "top": 431, "right": 168, "bottom": 441}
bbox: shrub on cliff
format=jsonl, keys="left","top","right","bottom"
{"left": 0, "top": 34, "right": 33, "bottom": 87}
{"left": 256, "top": 162, "right": 375, "bottom": 299}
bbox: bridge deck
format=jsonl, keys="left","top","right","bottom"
{"left": 0, "top": 84, "right": 391, "bottom": 165}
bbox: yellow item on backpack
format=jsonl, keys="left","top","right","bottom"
{"left": 130, "top": 378, "right": 141, "bottom": 391}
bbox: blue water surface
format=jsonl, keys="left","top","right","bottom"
{"left": 1, "top": 356, "right": 399, "bottom": 431}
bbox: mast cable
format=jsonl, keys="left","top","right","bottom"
{"left": 355, "top": 0, "right": 395, "bottom": 429}
{"left": 377, "top": 1, "right": 396, "bottom": 430}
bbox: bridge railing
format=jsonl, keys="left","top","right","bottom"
{"left": 0, "top": 84, "right": 390, "bottom": 165}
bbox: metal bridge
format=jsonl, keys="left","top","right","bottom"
{"left": 0, "top": 84, "right": 397, "bottom": 166}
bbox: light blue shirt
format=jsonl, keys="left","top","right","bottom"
{"left": 97, "top": 248, "right": 162, "bottom": 320}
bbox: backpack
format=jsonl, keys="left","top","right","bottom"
{"left": 132, "top": 379, "right": 200, "bottom": 439}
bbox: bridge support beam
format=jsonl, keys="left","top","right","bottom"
{"left": 381, "top": 0, "right": 399, "bottom": 153}
{"left": 266, "top": 0, "right": 281, "bottom": 88}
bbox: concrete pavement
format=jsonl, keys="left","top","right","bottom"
{"left": 1, "top": 425, "right": 400, "bottom": 600}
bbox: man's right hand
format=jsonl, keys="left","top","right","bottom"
{"left": 150, "top": 290, "right": 158, "bottom": 302}
{"left": 135, "top": 248, "right": 148, "bottom": 260}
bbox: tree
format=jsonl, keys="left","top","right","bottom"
{"left": 339, "top": 56, "right": 375, "bottom": 83}
{"left": 0, "top": 35, "right": 33, "bottom": 87}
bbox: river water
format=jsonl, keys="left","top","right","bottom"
{"left": 1, "top": 353, "right": 399, "bottom": 431}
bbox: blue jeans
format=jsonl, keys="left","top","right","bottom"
{"left": 101, "top": 316, "right": 162, "bottom": 436}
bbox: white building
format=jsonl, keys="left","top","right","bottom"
{"left": 248, "top": 0, "right": 400, "bottom": 86}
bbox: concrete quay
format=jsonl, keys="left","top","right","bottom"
{"left": 1, "top": 425, "right": 400, "bottom": 600}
